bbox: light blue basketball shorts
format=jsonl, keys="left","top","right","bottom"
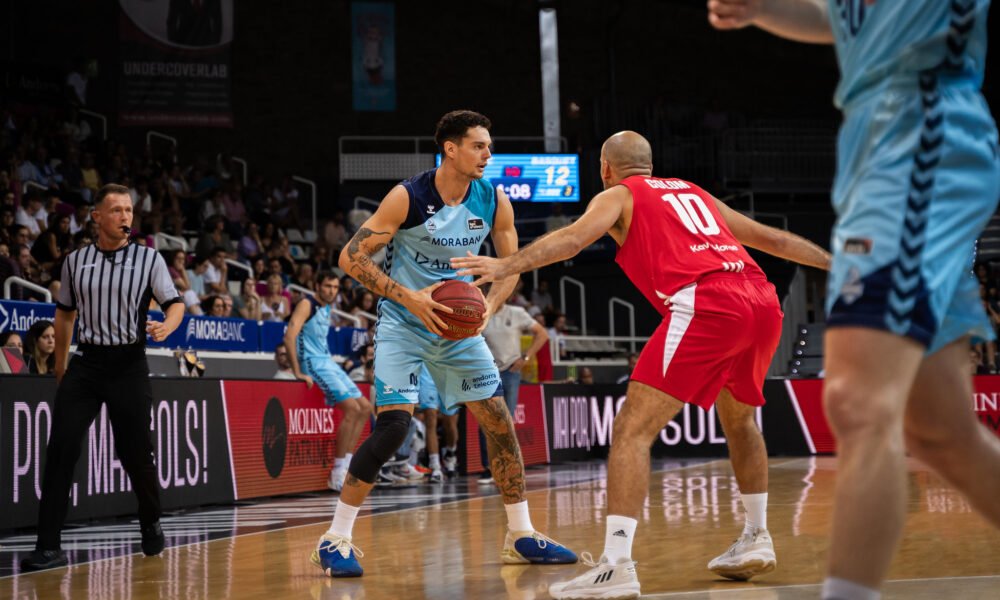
{"left": 417, "top": 366, "right": 459, "bottom": 416}
{"left": 826, "top": 74, "right": 1000, "bottom": 353}
{"left": 373, "top": 318, "right": 502, "bottom": 411}
{"left": 301, "top": 356, "right": 362, "bottom": 405}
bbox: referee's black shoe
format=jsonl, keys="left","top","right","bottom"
{"left": 20, "top": 549, "right": 68, "bottom": 571}
{"left": 141, "top": 522, "right": 165, "bottom": 556}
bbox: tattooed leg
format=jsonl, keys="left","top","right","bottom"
{"left": 466, "top": 396, "right": 525, "bottom": 504}
{"left": 339, "top": 473, "right": 375, "bottom": 507}
{"left": 339, "top": 403, "right": 412, "bottom": 507}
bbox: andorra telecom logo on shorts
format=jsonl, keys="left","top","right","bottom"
{"left": 262, "top": 396, "right": 288, "bottom": 479}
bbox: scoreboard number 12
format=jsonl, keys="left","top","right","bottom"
{"left": 544, "top": 166, "right": 571, "bottom": 186}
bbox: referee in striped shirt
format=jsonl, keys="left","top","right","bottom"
{"left": 21, "top": 184, "right": 185, "bottom": 571}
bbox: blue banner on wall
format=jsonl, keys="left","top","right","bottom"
{"left": 147, "top": 314, "right": 258, "bottom": 352}
{"left": 2, "top": 301, "right": 366, "bottom": 355}
{"left": 0, "top": 300, "right": 56, "bottom": 335}
{"left": 260, "top": 321, "right": 366, "bottom": 357}
{"left": 351, "top": 2, "right": 396, "bottom": 111}
{"left": 259, "top": 321, "right": 287, "bottom": 354}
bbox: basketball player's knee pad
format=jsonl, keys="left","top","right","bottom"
{"left": 347, "top": 410, "right": 411, "bottom": 484}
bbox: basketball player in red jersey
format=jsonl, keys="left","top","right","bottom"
{"left": 453, "top": 131, "right": 830, "bottom": 599}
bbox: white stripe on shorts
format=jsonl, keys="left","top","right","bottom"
{"left": 662, "top": 284, "right": 696, "bottom": 377}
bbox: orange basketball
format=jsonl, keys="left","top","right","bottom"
{"left": 432, "top": 279, "right": 487, "bottom": 340}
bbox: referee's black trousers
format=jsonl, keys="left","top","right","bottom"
{"left": 36, "top": 345, "right": 161, "bottom": 550}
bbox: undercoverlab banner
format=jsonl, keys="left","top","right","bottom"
{"left": 351, "top": 2, "right": 396, "bottom": 111}
{"left": 118, "top": 0, "right": 234, "bottom": 127}
{"left": 0, "top": 377, "right": 234, "bottom": 529}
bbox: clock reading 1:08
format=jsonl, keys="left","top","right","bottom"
{"left": 436, "top": 153, "right": 580, "bottom": 202}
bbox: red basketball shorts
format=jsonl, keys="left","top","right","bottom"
{"left": 631, "top": 273, "right": 783, "bottom": 410}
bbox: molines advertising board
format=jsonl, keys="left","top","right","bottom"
{"left": 221, "top": 380, "right": 372, "bottom": 500}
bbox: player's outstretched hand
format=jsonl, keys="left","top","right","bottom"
{"left": 707, "top": 0, "right": 762, "bottom": 30}
{"left": 451, "top": 252, "right": 505, "bottom": 286}
{"left": 405, "top": 281, "right": 453, "bottom": 337}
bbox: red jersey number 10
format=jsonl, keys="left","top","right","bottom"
{"left": 662, "top": 193, "right": 720, "bottom": 236}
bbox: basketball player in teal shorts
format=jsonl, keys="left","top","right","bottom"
{"left": 710, "top": 1, "right": 1000, "bottom": 598}
{"left": 417, "top": 365, "right": 460, "bottom": 482}
{"left": 309, "top": 110, "right": 576, "bottom": 578}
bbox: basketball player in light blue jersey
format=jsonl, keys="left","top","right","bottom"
{"left": 710, "top": 1, "right": 1000, "bottom": 598}
{"left": 416, "top": 364, "right": 460, "bottom": 482}
{"left": 284, "top": 272, "right": 372, "bottom": 493}
{"left": 309, "top": 110, "right": 577, "bottom": 578}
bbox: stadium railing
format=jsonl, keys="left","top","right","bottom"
{"left": 2, "top": 277, "right": 52, "bottom": 303}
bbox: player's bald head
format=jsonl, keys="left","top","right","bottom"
{"left": 601, "top": 131, "right": 652, "bottom": 172}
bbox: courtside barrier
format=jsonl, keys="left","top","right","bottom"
{"left": 3, "top": 375, "right": 996, "bottom": 530}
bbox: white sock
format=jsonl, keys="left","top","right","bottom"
{"left": 505, "top": 500, "right": 534, "bottom": 532}
{"left": 603, "top": 515, "right": 637, "bottom": 563}
{"left": 345, "top": 452, "right": 353, "bottom": 463}
{"left": 333, "top": 457, "right": 347, "bottom": 470}
{"left": 429, "top": 453, "right": 441, "bottom": 469}
{"left": 327, "top": 500, "right": 361, "bottom": 539}
{"left": 822, "top": 577, "right": 881, "bottom": 600}
{"left": 741, "top": 492, "right": 767, "bottom": 532}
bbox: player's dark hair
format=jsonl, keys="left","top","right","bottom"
{"left": 435, "top": 110, "right": 491, "bottom": 153}
{"left": 316, "top": 270, "right": 340, "bottom": 285}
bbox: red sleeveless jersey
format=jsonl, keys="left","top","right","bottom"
{"left": 615, "top": 175, "right": 765, "bottom": 317}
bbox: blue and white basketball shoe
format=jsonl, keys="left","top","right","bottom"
{"left": 501, "top": 530, "right": 578, "bottom": 564}
{"left": 310, "top": 534, "right": 364, "bottom": 577}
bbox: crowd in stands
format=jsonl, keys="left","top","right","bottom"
{"left": 0, "top": 101, "right": 630, "bottom": 384}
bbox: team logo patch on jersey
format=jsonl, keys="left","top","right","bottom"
{"left": 426, "top": 204, "right": 436, "bottom": 215}
{"left": 426, "top": 218, "right": 437, "bottom": 234}
{"left": 467, "top": 218, "right": 484, "bottom": 231}
{"left": 840, "top": 266, "right": 865, "bottom": 305}
{"left": 843, "top": 238, "right": 873, "bottom": 255}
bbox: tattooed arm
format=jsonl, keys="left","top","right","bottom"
{"left": 339, "top": 185, "right": 452, "bottom": 335}
{"left": 476, "top": 187, "right": 519, "bottom": 331}
{"left": 452, "top": 185, "right": 627, "bottom": 283}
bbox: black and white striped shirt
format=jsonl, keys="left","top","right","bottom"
{"left": 56, "top": 243, "right": 181, "bottom": 346}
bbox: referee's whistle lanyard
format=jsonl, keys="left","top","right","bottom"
{"left": 98, "top": 237, "right": 131, "bottom": 261}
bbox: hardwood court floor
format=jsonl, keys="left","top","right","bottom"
{"left": 3, "top": 457, "right": 998, "bottom": 599}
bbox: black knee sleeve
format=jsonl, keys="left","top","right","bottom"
{"left": 347, "top": 410, "right": 412, "bottom": 484}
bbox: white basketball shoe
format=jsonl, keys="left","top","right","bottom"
{"left": 547, "top": 552, "right": 640, "bottom": 600}
{"left": 707, "top": 527, "right": 776, "bottom": 580}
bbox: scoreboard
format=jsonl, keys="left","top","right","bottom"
{"left": 435, "top": 153, "right": 580, "bottom": 202}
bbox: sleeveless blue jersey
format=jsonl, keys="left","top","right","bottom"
{"left": 828, "top": 0, "right": 990, "bottom": 108}
{"left": 297, "top": 297, "right": 333, "bottom": 359}
{"left": 378, "top": 169, "right": 497, "bottom": 331}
